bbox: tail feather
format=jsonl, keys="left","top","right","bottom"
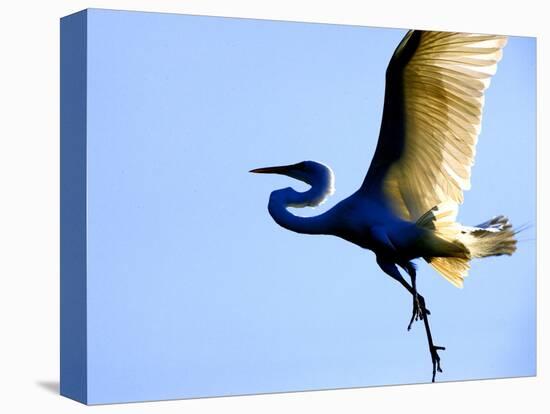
{"left": 417, "top": 202, "right": 518, "bottom": 288}
{"left": 462, "top": 215, "right": 518, "bottom": 258}
{"left": 467, "top": 215, "right": 518, "bottom": 257}
{"left": 428, "top": 257, "right": 470, "bottom": 288}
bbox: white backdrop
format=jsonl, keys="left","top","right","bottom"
{"left": 0, "top": 0, "right": 547, "bottom": 412}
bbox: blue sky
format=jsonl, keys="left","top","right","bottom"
{"left": 85, "top": 9, "right": 536, "bottom": 403}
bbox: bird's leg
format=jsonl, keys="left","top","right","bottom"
{"left": 376, "top": 257, "right": 445, "bottom": 383}
{"left": 402, "top": 262, "right": 430, "bottom": 330}
{"left": 420, "top": 300, "right": 446, "bottom": 382}
{"left": 403, "top": 264, "right": 442, "bottom": 381}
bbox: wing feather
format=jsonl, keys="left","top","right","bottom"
{"left": 362, "top": 30, "right": 507, "bottom": 221}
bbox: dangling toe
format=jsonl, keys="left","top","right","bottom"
{"left": 408, "top": 297, "right": 421, "bottom": 330}
{"left": 408, "top": 294, "right": 429, "bottom": 330}
{"left": 430, "top": 345, "right": 446, "bottom": 382}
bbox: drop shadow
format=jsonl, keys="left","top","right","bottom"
{"left": 36, "top": 380, "right": 59, "bottom": 395}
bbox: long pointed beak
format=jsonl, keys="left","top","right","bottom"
{"left": 249, "top": 165, "right": 293, "bottom": 174}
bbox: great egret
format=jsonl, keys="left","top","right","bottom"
{"left": 250, "top": 30, "right": 517, "bottom": 382}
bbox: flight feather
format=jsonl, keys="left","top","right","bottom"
{"left": 362, "top": 30, "right": 508, "bottom": 221}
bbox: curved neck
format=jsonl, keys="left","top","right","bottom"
{"left": 268, "top": 187, "right": 333, "bottom": 235}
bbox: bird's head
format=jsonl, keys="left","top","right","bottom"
{"left": 249, "top": 160, "right": 335, "bottom": 206}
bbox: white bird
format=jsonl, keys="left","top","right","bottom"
{"left": 251, "top": 30, "right": 516, "bottom": 382}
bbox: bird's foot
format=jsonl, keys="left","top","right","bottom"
{"left": 407, "top": 294, "right": 431, "bottom": 331}
{"left": 429, "top": 344, "right": 445, "bottom": 383}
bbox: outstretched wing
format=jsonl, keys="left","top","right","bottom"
{"left": 361, "top": 30, "right": 507, "bottom": 221}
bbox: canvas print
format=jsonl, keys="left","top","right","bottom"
{"left": 60, "top": 8, "right": 536, "bottom": 405}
